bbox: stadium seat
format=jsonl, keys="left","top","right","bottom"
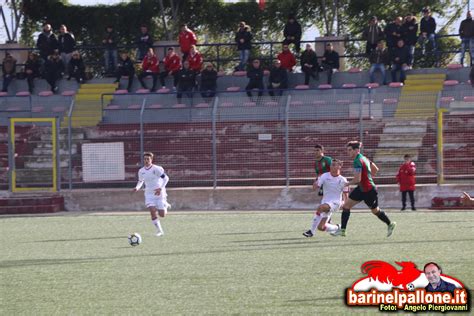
{"left": 243, "top": 101, "right": 256, "bottom": 107}
{"left": 172, "top": 103, "right": 187, "bottom": 108}
{"left": 148, "top": 104, "right": 163, "bottom": 109}
{"left": 114, "top": 89, "right": 128, "bottom": 94}
{"left": 447, "top": 64, "right": 462, "bottom": 70}
{"left": 443, "top": 80, "right": 459, "bottom": 86}
{"left": 389, "top": 82, "right": 403, "bottom": 88}
{"left": 440, "top": 96, "right": 454, "bottom": 105}
{"left": 220, "top": 102, "right": 234, "bottom": 107}
{"left": 233, "top": 71, "right": 247, "bottom": 76}
{"left": 6, "top": 106, "right": 21, "bottom": 111}
{"left": 383, "top": 98, "right": 398, "bottom": 104}
{"left": 61, "top": 90, "right": 76, "bottom": 96}
{"left": 106, "top": 105, "right": 121, "bottom": 110}
{"left": 336, "top": 99, "right": 351, "bottom": 105}
{"left": 16, "top": 91, "right": 30, "bottom": 96}
{"left": 348, "top": 67, "right": 362, "bottom": 73}
{"left": 194, "top": 103, "right": 211, "bottom": 108}
{"left": 365, "top": 83, "right": 379, "bottom": 89}
{"left": 32, "top": 106, "right": 44, "bottom": 113}
{"left": 342, "top": 83, "right": 357, "bottom": 88}
{"left": 318, "top": 84, "right": 332, "bottom": 89}
{"left": 313, "top": 100, "right": 327, "bottom": 105}
{"left": 290, "top": 101, "right": 304, "bottom": 106}
{"left": 217, "top": 71, "right": 226, "bottom": 77}
{"left": 226, "top": 86, "right": 240, "bottom": 92}
{"left": 38, "top": 91, "right": 53, "bottom": 97}
{"left": 463, "top": 96, "right": 474, "bottom": 102}
{"left": 52, "top": 106, "right": 66, "bottom": 112}
{"left": 0, "top": 91, "right": 8, "bottom": 97}
{"left": 264, "top": 101, "right": 279, "bottom": 106}
{"left": 157, "top": 88, "right": 170, "bottom": 94}
{"left": 127, "top": 104, "right": 141, "bottom": 109}
{"left": 136, "top": 88, "right": 150, "bottom": 94}
{"left": 294, "top": 84, "right": 309, "bottom": 90}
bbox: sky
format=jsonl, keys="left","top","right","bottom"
{"left": 0, "top": 0, "right": 469, "bottom": 43}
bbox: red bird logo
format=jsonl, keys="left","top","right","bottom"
{"left": 361, "top": 261, "right": 422, "bottom": 291}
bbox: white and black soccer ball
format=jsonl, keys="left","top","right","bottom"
{"left": 406, "top": 283, "right": 415, "bottom": 291}
{"left": 128, "top": 233, "right": 142, "bottom": 246}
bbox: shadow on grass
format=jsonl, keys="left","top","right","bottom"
{"left": 23, "top": 236, "right": 125, "bottom": 243}
{"left": 217, "top": 230, "right": 291, "bottom": 236}
{"left": 3, "top": 237, "right": 474, "bottom": 269}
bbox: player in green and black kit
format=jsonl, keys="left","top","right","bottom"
{"left": 332, "top": 141, "right": 396, "bottom": 237}
{"left": 313, "top": 144, "right": 332, "bottom": 196}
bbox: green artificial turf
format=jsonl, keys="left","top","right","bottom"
{"left": 1, "top": 210, "right": 473, "bottom": 315}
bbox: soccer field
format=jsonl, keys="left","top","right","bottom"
{"left": 1, "top": 210, "right": 473, "bottom": 315}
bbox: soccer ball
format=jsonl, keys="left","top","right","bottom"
{"left": 407, "top": 283, "right": 415, "bottom": 291}
{"left": 128, "top": 233, "right": 142, "bottom": 246}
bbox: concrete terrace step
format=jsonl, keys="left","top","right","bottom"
{"left": 0, "top": 204, "right": 63, "bottom": 214}
{"left": 80, "top": 83, "right": 118, "bottom": 89}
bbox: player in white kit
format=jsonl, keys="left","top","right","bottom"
{"left": 133, "top": 152, "right": 170, "bottom": 236}
{"left": 303, "top": 159, "right": 349, "bottom": 237}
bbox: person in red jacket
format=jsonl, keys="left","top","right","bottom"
{"left": 187, "top": 45, "right": 203, "bottom": 74}
{"left": 178, "top": 24, "right": 197, "bottom": 61}
{"left": 159, "top": 47, "right": 181, "bottom": 89}
{"left": 138, "top": 48, "right": 159, "bottom": 91}
{"left": 396, "top": 154, "right": 416, "bottom": 211}
{"left": 277, "top": 44, "right": 297, "bottom": 72}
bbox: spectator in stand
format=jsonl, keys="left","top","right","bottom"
{"left": 24, "top": 52, "right": 41, "bottom": 93}
{"left": 402, "top": 13, "right": 418, "bottom": 67}
{"left": 369, "top": 41, "right": 389, "bottom": 85}
{"left": 283, "top": 14, "right": 302, "bottom": 54}
{"left": 418, "top": 7, "right": 437, "bottom": 55}
{"left": 138, "top": 48, "right": 159, "bottom": 91}
{"left": 391, "top": 39, "right": 409, "bottom": 83}
{"left": 187, "top": 45, "right": 203, "bottom": 74}
{"left": 268, "top": 59, "right": 288, "bottom": 97}
{"left": 396, "top": 154, "right": 416, "bottom": 211}
{"left": 44, "top": 51, "right": 64, "bottom": 93}
{"left": 102, "top": 25, "right": 118, "bottom": 75}
{"left": 246, "top": 58, "right": 264, "bottom": 97}
{"left": 37, "top": 23, "right": 58, "bottom": 62}
{"left": 235, "top": 22, "right": 253, "bottom": 71}
{"left": 176, "top": 60, "right": 196, "bottom": 102}
{"left": 67, "top": 51, "right": 86, "bottom": 84}
{"left": 301, "top": 43, "right": 320, "bottom": 85}
{"left": 200, "top": 63, "right": 217, "bottom": 99}
{"left": 114, "top": 51, "right": 135, "bottom": 92}
{"left": 362, "top": 16, "right": 384, "bottom": 55}
{"left": 385, "top": 16, "right": 403, "bottom": 53}
{"left": 159, "top": 47, "right": 181, "bottom": 90}
{"left": 1, "top": 53, "right": 16, "bottom": 93}
{"left": 58, "top": 24, "right": 76, "bottom": 74}
{"left": 459, "top": 11, "right": 474, "bottom": 66}
{"left": 277, "top": 44, "right": 296, "bottom": 72}
{"left": 321, "top": 43, "right": 339, "bottom": 85}
{"left": 136, "top": 25, "right": 153, "bottom": 61}
{"left": 179, "top": 24, "right": 197, "bottom": 61}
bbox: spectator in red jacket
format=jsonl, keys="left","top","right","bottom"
{"left": 187, "top": 45, "right": 203, "bottom": 73}
{"left": 138, "top": 48, "right": 159, "bottom": 91}
{"left": 277, "top": 44, "right": 296, "bottom": 72}
{"left": 396, "top": 154, "right": 416, "bottom": 211}
{"left": 159, "top": 47, "right": 181, "bottom": 89}
{"left": 179, "top": 24, "right": 197, "bottom": 61}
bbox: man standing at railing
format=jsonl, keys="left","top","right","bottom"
{"left": 58, "top": 25, "right": 76, "bottom": 75}
{"left": 459, "top": 11, "right": 474, "bottom": 67}
{"left": 179, "top": 24, "right": 197, "bottom": 62}
{"left": 235, "top": 22, "right": 253, "bottom": 71}
{"left": 283, "top": 14, "right": 302, "bottom": 55}
{"left": 402, "top": 14, "right": 418, "bottom": 67}
{"left": 384, "top": 16, "right": 403, "bottom": 54}
{"left": 418, "top": 8, "right": 437, "bottom": 56}
{"left": 102, "top": 26, "right": 119, "bottom": 76}
{"left": 136, "top": 25, "right": 153, "bottom": 61}
{"left": 362, "top": 16, "right": 384, "bottom": 56}
{"left": 36, "top": 23, "right": 58, "bottom": 62}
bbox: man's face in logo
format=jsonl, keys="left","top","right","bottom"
{"left": 424, "top": 264, "right": 441, "bottom": 285}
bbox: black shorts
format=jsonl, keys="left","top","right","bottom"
{"left": 349, "top": 187, "right": 379, "bottom": 209}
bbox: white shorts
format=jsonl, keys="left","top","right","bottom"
{"left": 319, "top": 200, "right": 342, "bottom": 218}
{"left": 145, "top": 193, "right": 169, "bottom": 211}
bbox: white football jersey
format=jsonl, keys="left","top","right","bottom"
{"left": 135, "top": 164, "right": 168, "bottom": 196}
{"left": 317, "top": 172, "right": 348, "bottom": 204}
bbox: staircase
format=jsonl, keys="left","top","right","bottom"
{"left": 375, "top": 74, "right": 445, "bottom": 175}
{"left": 61, "top": 83, "right": 116, "bottom": 128}
{"left": 394, "top": 73, "right": 445, "bottom": 119}
{"left": 0, "top": 195, "right": 65, "bottom": 214}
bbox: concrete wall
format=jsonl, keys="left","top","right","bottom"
{"left": 61, "top": 184, "right": 473, "bottom": 212}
